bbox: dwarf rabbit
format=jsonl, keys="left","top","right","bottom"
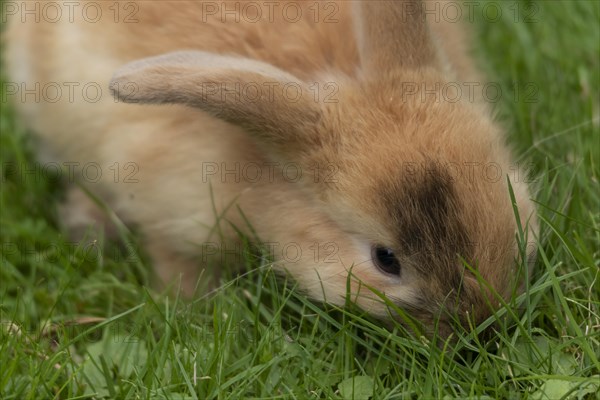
{"left": 4, "top": 0, "right": 537, "bottom": 336}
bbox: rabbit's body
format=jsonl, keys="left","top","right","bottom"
{"left": 4, "top": 0, "right": 537, "bottom": 335}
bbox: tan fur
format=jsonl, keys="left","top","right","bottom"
{"left": 3, "top": 0, "right": 537, "bottom": 336}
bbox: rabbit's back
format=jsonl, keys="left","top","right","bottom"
{"left": 5, "top": 1, "right": 358, "bottom": 85}
{"left": 3, "top": 1, "right": 358, "bottom": 165}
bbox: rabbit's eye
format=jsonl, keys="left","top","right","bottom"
{"left": 372, "top": 246, "right": 401, "bottom": 276}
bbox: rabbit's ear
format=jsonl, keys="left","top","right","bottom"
{"left": 110, "top": 51, "right": 322, "bottom": 149}
{"left": 353, "top": 0, "right": 440, "bottom": 74}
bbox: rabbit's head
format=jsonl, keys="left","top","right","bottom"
{"left": 110, "top": 0, "right": 537, "bottom": 337}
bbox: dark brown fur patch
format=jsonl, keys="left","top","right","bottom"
{"left": 379, "top": 163, "right": 481, "bottom": 322}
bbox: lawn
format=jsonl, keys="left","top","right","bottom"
{"left": 1, "top": 0, "right": 599, "bottom": 399}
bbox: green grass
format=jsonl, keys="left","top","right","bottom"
{"left": 1, "top": 1, "right": 599, "bottom": 399}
